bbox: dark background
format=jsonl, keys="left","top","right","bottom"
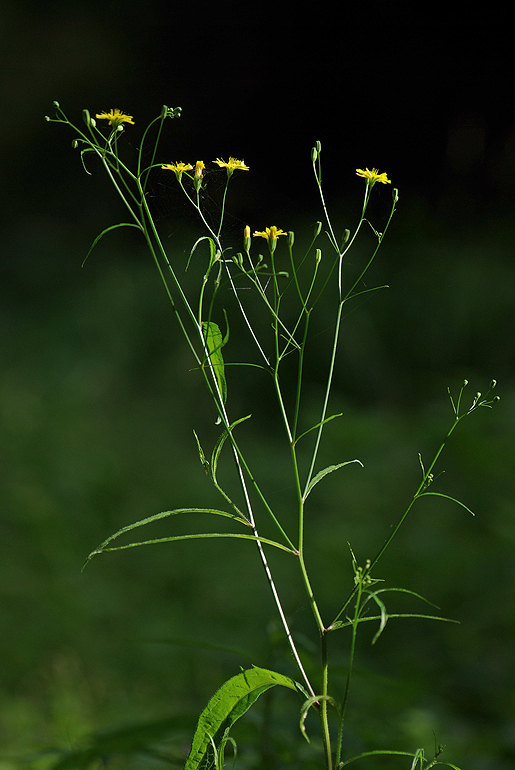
{"left": 1, "top": 4, "right": 514, "bottom": 769}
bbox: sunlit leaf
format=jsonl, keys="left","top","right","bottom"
{"left": 185, "top": 667, "right": 302, "bottom": 770}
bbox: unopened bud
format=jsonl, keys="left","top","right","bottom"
{"left": 193, "top": 160, "right": 205, "bottom": 192}
{"left": 314, "top": 221, "right": 322, "bottom": 237}
{"left": 288, "top": 231, "right": 295, "bottom": 248}
{"left": 462, "top": 379, "right": 469, "bottom": 387}
{"left": 82, "top": 109, "right": 91, "bottom": 127}
{"left": 489, "top": 379, "right": 497, "bottom": 390}
{"left": 341, "top": 229, "right": 350, "bottom": 246}
{"left": 315, "top": 248, "right": 322, "bottom": 264}
{"left": 71, "top": 139, "right": 79, "bottom": 149}
{"left": 160, "top": 104, "right": 169, "bottom": 119}
{"left": 53, "top": 100, "right": 60, "bottom": 108}
{"left": 243, "top": 225, "right": 251, "bottom": 252}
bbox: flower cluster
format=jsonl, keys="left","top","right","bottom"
{"left": 161, "top": 157, "right": 249, "bottom": 186}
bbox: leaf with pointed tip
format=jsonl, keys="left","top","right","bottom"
{"left": 185, "top": 667, "right": 303, "bottom": 770}
{"left": 211, "top": 415, "right": 251, "bottom": 485}
{"left": 304, "top": 460, "right": 363, "bottom": 500}
{"left": 202, "top": 321, "right": 227, "bottom": 404}
{"left": 81, "top": 223, "right": 141, "bottom": 266}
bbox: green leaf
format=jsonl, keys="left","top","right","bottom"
{"left": 418, "top": 491, "right": 475, "bottom": 516}
{"left": 338, "top": 749, "right": 426, "bottom": 767}
{"left": 211, "top": 415, "right": 251, "bottom": 485}
{"left": 83, "top": 507, "right": 251, "bottom": 568}
{"left": 299, "top": 695, "right": 336, "bottom": 743}
{"left": 202, "top": 321, "right": 227, "bottom": 404}
{"left": 185, "top": 667, "right": 301, "bottom": 770}
{"left": 187, "top": 235, "right": 218, "bottom": 272}
{"left": 293, "top": 412, "right": 343, "bottom": 445}
{"left": 81, "top": 223, "right": 142, "bottom": 267}
{"left": 304, "top": 459, "right": 363, "bottom": 500}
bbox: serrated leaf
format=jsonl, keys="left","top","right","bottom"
{"left": 304, "top": 459, "right": 363, "bottom": 500}
{"left": 185, "top": 667, "right": 301, "bottom": 770}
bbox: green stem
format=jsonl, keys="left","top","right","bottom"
{"left": 335, "top": 578, "right": 362, "bottom": 767}
{"left": 320, "top": 630, "right": 333, "bottom": 770}
{"left": 329, "top": 402, "right": 475, "bottom": 629}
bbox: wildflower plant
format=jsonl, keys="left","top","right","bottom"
{"left": 46, "top": 101, "right": 499, "bottom": 770}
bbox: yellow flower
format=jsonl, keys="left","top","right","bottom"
{"left": 194, "top": 160, "right": 205, "bottom": 179}
{"left": 161, "top": 162, "right": 193, "bottom": 181}
{"left": 355, "top": 168, "right": 391, "bottom": 186}
{"left": 253, "top": 226, "right": 287, "bottom": 241}
{"left": 95, "top": 109, "right": 135, "bottom": 127}
{"left": 213, "top": 157, "right": 249, "bottom": 175}
{"left": 253, "top": 226, "right": 287, "bottom": 254}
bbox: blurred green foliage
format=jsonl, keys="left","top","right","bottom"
{"left": 1, "top": 185, "right": 514, "bottom": 769}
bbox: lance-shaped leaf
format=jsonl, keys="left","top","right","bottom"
{"left": 304, "top": 459, "right": 363, "bottom": 500}
{"left": 202, "top": 320, "right": 228, "bottom": 404}
{"left": 185, "top": 667, "right": 303, "bottom": 770}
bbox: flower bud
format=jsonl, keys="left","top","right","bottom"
{"left": 243, "top": 225, "right": 251, "bottom": 252}
{"left": 315, "top": 248, "right": 322, "bottom": 264}
{"left": 288, "top": 230, "right": 295, "bottom": 248}
{"left": 82, "top": 109, "right": 91, "bottom": 127}
{"left": 314, "top": 221, "right": 322, "bottom": 237}
{"left": 193, "top": 160, "right": 205, "bottom": 192}
{"left": 53, "top": 101, "right": 60, "bottom": 108}
{"left": 489, "top": 379, "right": 497, "bottom": 390}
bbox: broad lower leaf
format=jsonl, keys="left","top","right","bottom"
{"left": 185, "top": 667, "right": 301, "bottom": 770}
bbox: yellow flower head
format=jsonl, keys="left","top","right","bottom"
{"left": 253, "top": 226, "right": 288, "bottom": 241}
{"left": 194, "top": 160, "right": 205, "bottom": 179}
{"left": 355, "top": 168, "right": 391, "bottom": 186}
{"left": 95, "top": 109, "right": 135, "bottom": 127}
{"left": 253, "top": 226, "right": 287, "bottom": 254}
{"left": 161, "top": 162, "right": 193, "bottom": 181}
{"left": 213, "top": 157, "right": 249, "bottom": 176}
